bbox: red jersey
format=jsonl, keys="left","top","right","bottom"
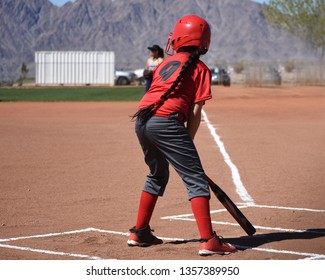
{"left": 138, "top": 52, "right": 212, "bottom": 121}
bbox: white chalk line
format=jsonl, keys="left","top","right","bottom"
{"left": 304, "top": 256, "right": 325, "bottom": 260}
{"left": 202, "top": 110, "right": 254, "bottom": 204}
{"left": 164, "top": 217, "right": 325, "bottom": 235}
{"left": 161, "top": 206, "right": 249, "bottom": 220}
{"left": 0, "top": 243, "right": 103, "bottom": 260}
{"left": 0, "top": 228, "right": 181, "bottom": 260}
{"left": 0, "top": 228, "right": 94, "bottom": 243}
{"left": 162, "top": 203, "right": 325, "bottom": 220}
{"left": 1, "top": 112, "right": 322, "bottom": 260}
{"left": 162, "top": 203, "right": 325, "bottom": 235}
{"left": 0, "top": 228, "right": 107, "bottom": 260}
{"left": 91, "top": 228, "right": 325, "bottom": 259}
{"left": 241, "top": 204, "right": 325, "bottom": 213}
{"left": 1, "top": 227, "right": 324, "bottom": 260}
{"left": 234, "top": 244, "right": 325, "bottom": 259}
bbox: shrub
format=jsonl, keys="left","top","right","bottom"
{"left": 233, "top": 61, "right": 245, "bottom": 74}
{"left": 284, "top": 60, "right": 295, "bottom": 73}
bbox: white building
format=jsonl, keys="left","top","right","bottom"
{"left": 35, "top": 51, "right": 115, "bottom": 85}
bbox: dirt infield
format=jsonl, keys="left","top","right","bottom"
{"left": 0, "top": 86, "right": 324, "bottom": 260}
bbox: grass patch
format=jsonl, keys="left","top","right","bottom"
{"left": 0, "top": 87, "right": 145, "bottom": 102}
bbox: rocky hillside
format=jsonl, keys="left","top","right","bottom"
{"left": 0, "top": 0, "right": 317, "bottom": 80}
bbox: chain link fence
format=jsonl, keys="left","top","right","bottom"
{"left": 229, "top": 61, "right": 325, "bottom": 86}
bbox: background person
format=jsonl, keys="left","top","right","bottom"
{"left": 144, "top": 44, "right": 164, "bottom": 91}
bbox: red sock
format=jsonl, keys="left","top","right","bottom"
{"left": 190, "top": 196, "right": 213, "bottom": 239}
{"left": 135, "top": 191, "right": 158, "bottom": 230}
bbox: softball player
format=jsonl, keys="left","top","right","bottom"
{"left": 128, "top": 15, "right": 237, "bottom": 256}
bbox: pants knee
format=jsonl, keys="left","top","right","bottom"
{"left": 144, "top": 171, "right": 169, "bottom": 196}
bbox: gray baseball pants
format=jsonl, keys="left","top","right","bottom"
{"left": 135, "top": 113, "right": 210, "bottom": 200}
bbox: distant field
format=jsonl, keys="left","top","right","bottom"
{"left": 0, "top": 87, "right": 145, "bottom": 101}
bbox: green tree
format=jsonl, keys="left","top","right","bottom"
{"left": 263, "top": 0, "right": 325, "bottom": 57}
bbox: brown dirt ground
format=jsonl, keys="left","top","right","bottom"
{"left": 0, "top": 85, "right": 324, "bottom": 260}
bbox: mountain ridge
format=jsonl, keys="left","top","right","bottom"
{"left": 0, "top": 0, "right": 317, "bottom": 80}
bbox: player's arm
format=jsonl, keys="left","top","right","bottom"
{"left": 187, "top": 101, "right": 204, "bottom": 140}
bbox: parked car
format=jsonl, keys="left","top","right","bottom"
{"left": 245, "top": 65, "right": 281, "bottom": 86}
{"left": 133, "top": 68, "right": 146, "bottom": 86}
{"left": 210, "top": 67, "right": 231, "bottom": 86}
{"left": 115, "top": 70, "right": 136, "bottom": 85}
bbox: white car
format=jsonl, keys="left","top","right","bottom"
{"left": 133, "top": 68, "right": 146, "bottom": 85}
{"left": 115, "top": 70, "right": 136, "bottom": 85}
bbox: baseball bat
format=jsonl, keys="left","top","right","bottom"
{"left": 206, "top": 175, "right": 256, "bottom": 236}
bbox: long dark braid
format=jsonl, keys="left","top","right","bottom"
{"left": 132, "top": 48, "right": 202, "bottom": 124}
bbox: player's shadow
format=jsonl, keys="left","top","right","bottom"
{"left": 167, "top": 228, "right": 325, "bottom": 250}
{"left": 223, "top": 228, "right": 325, "bottom": 250}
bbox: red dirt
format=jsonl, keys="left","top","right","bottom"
{"left": 0, "top": 85, "right": 324, "bottom": 260}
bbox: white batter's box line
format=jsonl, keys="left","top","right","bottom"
{"left": 164, "top": 216, "right": 325, "bottom": 235}
{"left": 94, "top": 228, "right": 325, "bottom": 260}
{"left": 241, "top": 204, "right": 325, "bottom": 213}
{"left": 0, "top": 228, "right": 179, "bottom": 244}
{"left": 91, "top": 228, "right": 325, "bottom": 260}
{"left": 234, "top": 244, "right": 325, "bottom": 260}
{"left": 0, "top": 243, "right": 104, "bottom": 260}
{"left": 304, "top": 256, "right": 325, "bottom": 260}
{"left": 161, "top": 203, "right": 325, "bottom": 221}
{"left": 0, "top": 228, "right": 185, "bottom": 260}
{"left": 161, "top": 206, "right": 250, "bottom": 220}
{"left": 0, "top": 228, "right": 107, "bottom": 260}
{"left": 0, "top": 228, "right": 95, "bottom": 243}
{"left": 1, "top": 227, "right": 324, "bottom": 260}
{"left": 89, "top": 229, "right": 325, "bottom": 259}
{"left": 202, "top": 109, "right": 254, "bottom": 204}
{"left": 161, "top": 203, "right": 325, "bottom": 235}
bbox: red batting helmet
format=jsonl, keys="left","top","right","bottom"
{"left": 165, "top": 15, "right": 211, "bottom": 55}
